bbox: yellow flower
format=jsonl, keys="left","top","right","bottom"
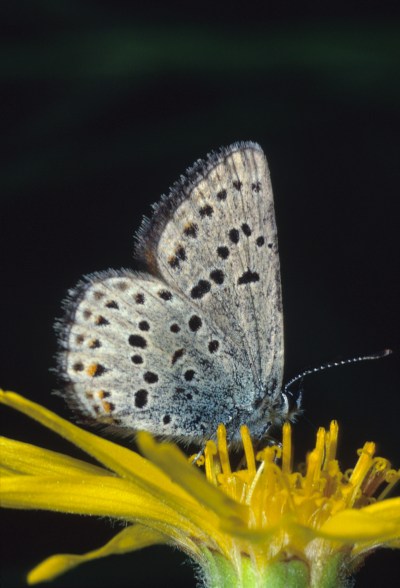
{"left": 1, "top": 389, "right": 399, "bottom": 587}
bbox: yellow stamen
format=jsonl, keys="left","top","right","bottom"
{"left": 345, "top": 442, "right": 376, "bottom": 506}
{"left": 324, "top": 420, "right": 339, "bottom": 467}
{"left": 240, "top": 425, "right": 256, "bottom": 476}
{"left": 282, "top": 421, "right": 292, "bottom": 475}
{"left": 217, "top": 424, "right": 231, "bottom": 476}
{"left": 304, "top": 449, "right": 320, "bottom": 495}
{"left": 205, "top": 440, "right": 218, "bottom": 485}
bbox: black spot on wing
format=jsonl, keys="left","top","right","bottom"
{"left": 135, "top": 389, "right": 148, "bottom": 408}
{"left": 199, "top": 204, "right": 213, "bottom": 218}
{"left": 217, "top": 246, "right": 229, "bottom": 259}
{"left": 129, "top": 334, "right": 147, "bottom": 348}
{"left": 191, "top": 280, "right": 211, "bottom": 300}
{"left": 210, "top": 269, "right": 224, "bottom": 285}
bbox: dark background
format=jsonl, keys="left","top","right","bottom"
{"left": 1, "top": 3, "right": 399, "bottom": 587}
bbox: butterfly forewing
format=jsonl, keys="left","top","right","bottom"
{"left": 137, "top": 143, "right": 284, "bottom": 402}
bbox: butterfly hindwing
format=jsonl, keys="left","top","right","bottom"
{"left": 61, "top": 270, "right": 253, "bottom": 441}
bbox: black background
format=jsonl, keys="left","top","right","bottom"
{"left": 1, "top": 3, "right": 399, "bottom": 587}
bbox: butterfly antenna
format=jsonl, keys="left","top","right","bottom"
{"left": 284, "top": 348, "right": 392, "bottom": 396}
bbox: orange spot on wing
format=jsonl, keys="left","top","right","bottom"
{"left": 87, "top": 363, "right": 98, "bottom": 377}
{"left": 102, "top": 401, "right": 112, "bottom": 413}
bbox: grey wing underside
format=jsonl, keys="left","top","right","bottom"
{"left": 136, "top": 142, "right": 284, "bottom": 402}
{"left": 60, "top": 270, "right": 255, "bottom": 442}
{"left": 59, "top": 142, "right": 284, "bottom": 442}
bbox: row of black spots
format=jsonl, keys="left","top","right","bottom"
{"left": 139, "top": 320, "right": 150, "bottom": 331}
{"left": 199, "top": 204, "right": 213, "bottom": 218}
{"left": 170, "top": 323, "right": 180, "bottom": 333}
{"left": 215, "top": 179, "right": 242, "bottom": 204}
{"left": 172, "top": 338, "right": 217, "bottom": 365}
{"left": 238, "top": 269, "right": 260, "bottom": 285}
{"left": 175, "top": 387, "right": 193, "bottom": 401}
{"left": 190, "top": 279, "right": 211, "bottom": 300}
{"left": 234, "top": 179, "right": 264, "bottom": 194}
{"left": 98, "top": 391, "right": 115, "bottom": 415}
{"left": 228, "top": 224, "right": 252, "bottom": 244}
{"left": 163, "top": 414, "right": 171, "bottom": 425}
{"left": 77, "top": 362, "right": 107, "bottom": 377}
{"left": 75, "top": 335, "right": 101, "bottom": 349}
{"left": 254, "top": 235, "right": 272, "bottom": 249}
{"left": 216, "top": 233, "right": 265, "bottom": 262}
{"left": 168, "top": 245, "right": 187, "bottom": 270}
{"left": 131, "top": 354, "right": 143, "bottom": 365}
{"left": 190, "top": 272, "right": 224, "bottom": 301}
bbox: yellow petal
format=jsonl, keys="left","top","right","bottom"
{"left": 0, "top": 393, "right": 230, "bottom": 545}
{"left": 0, "top": 391, "right": 159, "bottom": 480}
{"left": 0, "top": 474, "right": 202, "bottom": 533}
{"left": 0, "top": 437, "right": 112, "bottom": 477}
{"left": 27, "top": 525, "right": 167, "bottom": 584}
{"left": 320, "top": 505, "right": 400, "bottom": 541}
{"left": 361, "top": 496, "right": 400, "bottom": 519}
{"left": 0, "top": 391, "right": 199, "bottom": 507}
{"left": 137, "top": 431, "right": 248, "bottom": 525}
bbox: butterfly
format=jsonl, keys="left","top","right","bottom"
{"left": 57, "top": 142, "right": 298, "bottom": 443}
